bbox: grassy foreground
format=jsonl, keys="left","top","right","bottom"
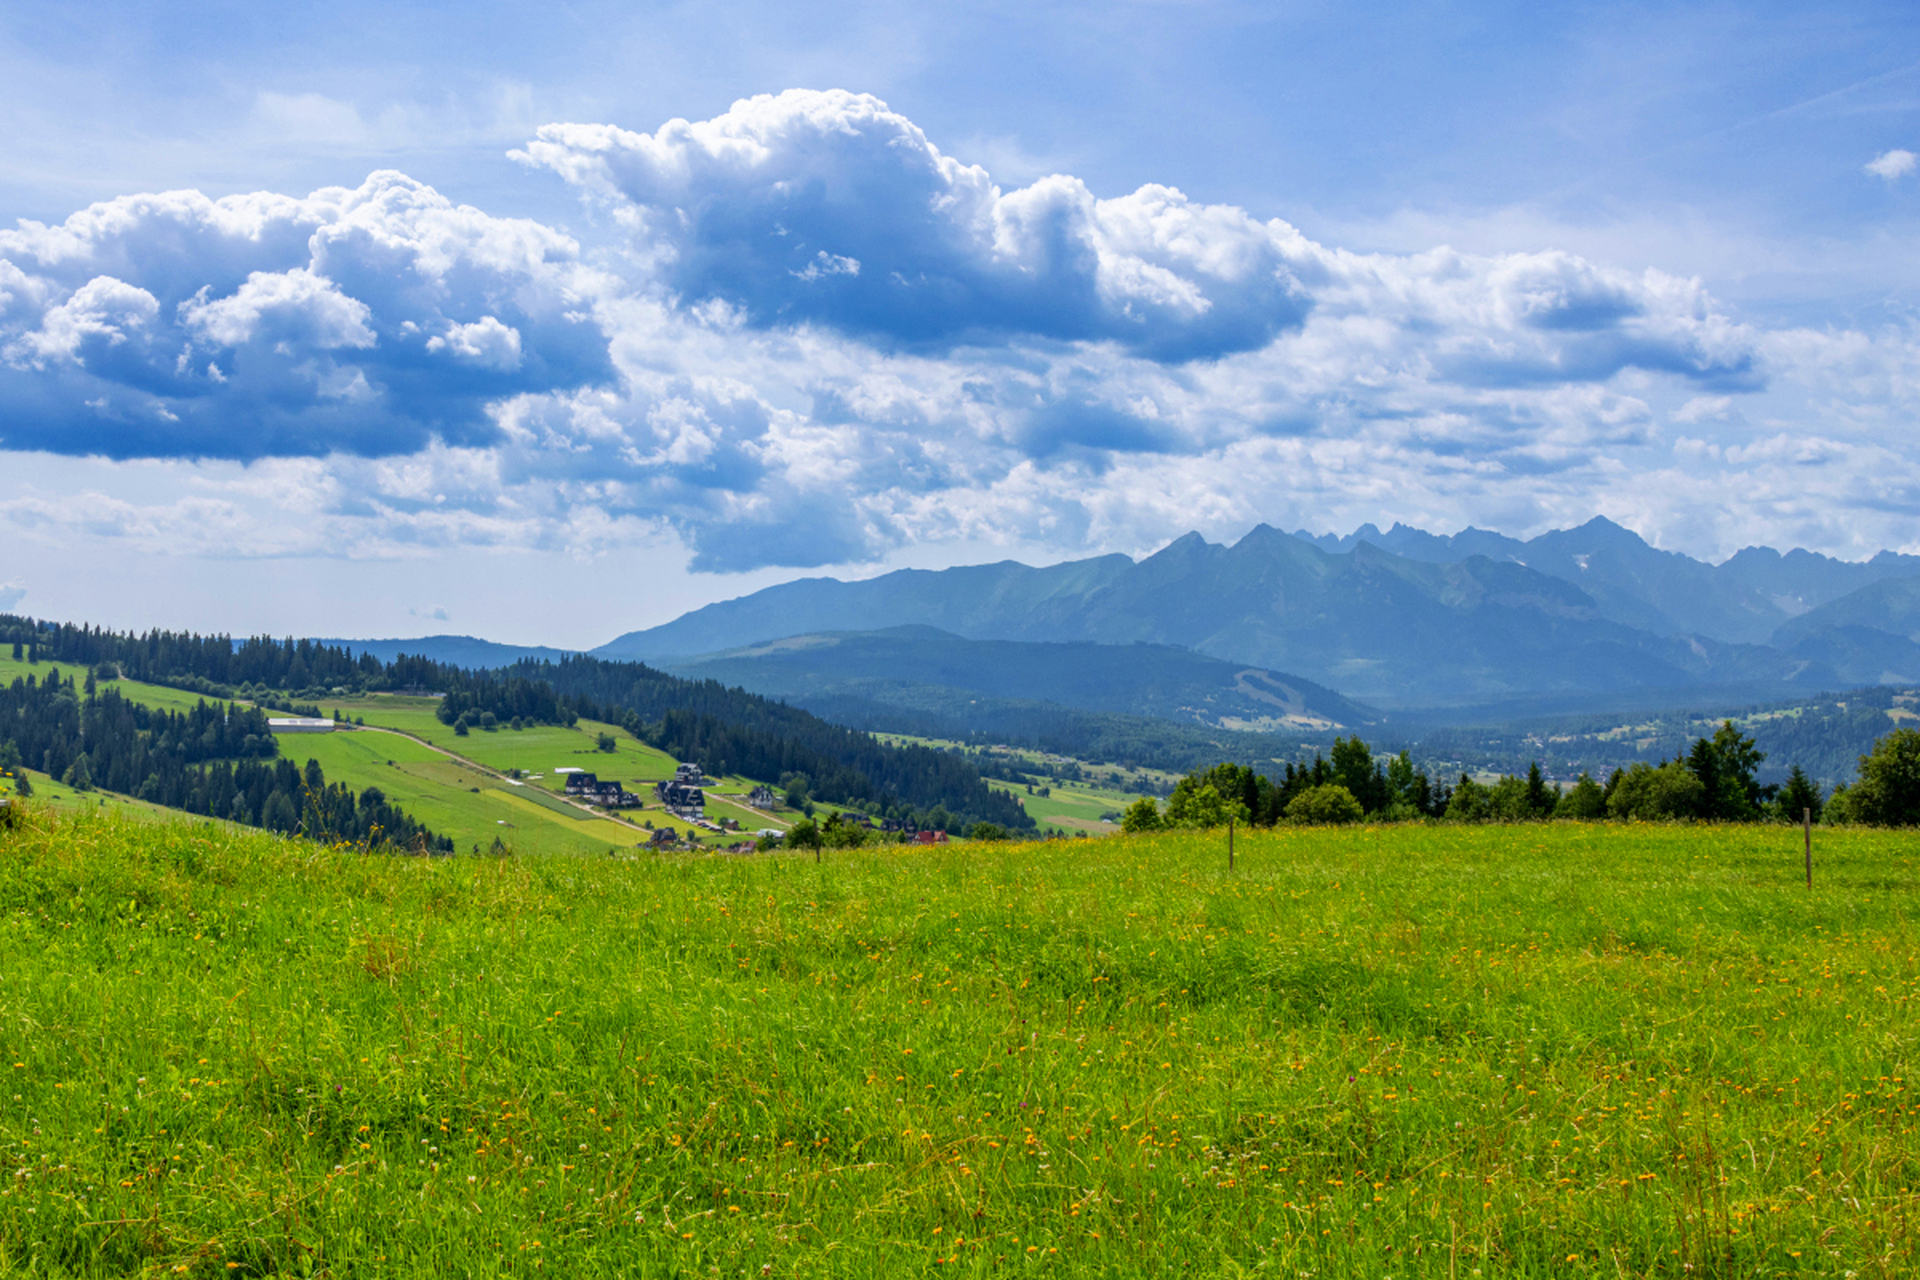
{"left": 0, "top": 813, "right": 1916, "bottom": 1277}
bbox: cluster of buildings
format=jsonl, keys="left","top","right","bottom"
{"left": 558, "top": 769, "right": 641, "bottom": 809}
{"left": 656, "top": 762, "right": 707, "bottom": 818}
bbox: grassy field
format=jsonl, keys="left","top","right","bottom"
{"left": 0, "top": 765, "right": 249, "bottom": 834}
{"left": 1, "top": 810, "right": 1914, "bottom": 1276}
{"left": 326, "top": 697, "right": 683, "bottom": 787}
{"left": 876, "top": 733, "right": 1169, "bottom": 836}
{"left": 319, "top": 696, "right": 783, "bottom": 849}
{"left": 999, "top": 782, "right": 1132, "bottom": 836}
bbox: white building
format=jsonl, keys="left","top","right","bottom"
{"left": 268, "top": 717, "right": 335, "bottom": 733}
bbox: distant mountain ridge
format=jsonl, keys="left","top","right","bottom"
{"left": 594, "top": 517, "right": 1920, "bottom": 706}
{"left": 1292, "top": 516, "right": 1920, "bottom": 643}
{"left": 665, "top": 625, "right": 1378, "bottom": 732}
{"left": 316, "top": 635, "right": 581, "bottom": 669}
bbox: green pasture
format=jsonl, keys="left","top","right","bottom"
{"left": 1006, "top": 781, "right": 1134, "bottom": 835}
{"left": 2, "top": 812, "right": 1915, "bottom": 1276}
{"left": 284, "top": 728, "right": 635, "bottom": 858}
{"left": 328, "top": 696, "right": 681, "bottom": 788}
{"left": 294, "top": 700, "right": 753, "bottom": 851}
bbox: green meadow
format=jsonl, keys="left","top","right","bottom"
{"left": 1, "top": 808, "right": 1915, "bottom": 1277}
{"left": 1005, "top": 782, "right": 1133, "bottom": 836}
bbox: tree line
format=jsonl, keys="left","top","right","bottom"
{"left": 4, "top": 618, "right": 385, "bottom": 693}
{"left": 1124, "top": 722, "right": 1920, "bottom": 829}
{"left": 0, "top": 667, "right": 450, "bottom": 851}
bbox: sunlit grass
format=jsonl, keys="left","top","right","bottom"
{"left": 0, "top": 810, "right": 1915, "bottom": 1275}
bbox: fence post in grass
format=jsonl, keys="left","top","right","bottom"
{"left": 1228, "top": 818, "right": 1234, "bottom": 872}
{"left": 1804, "top": 807, "right": 1812, "bottom": 889}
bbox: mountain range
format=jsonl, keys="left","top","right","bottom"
{"left": 335, "top": 517, "right": 1920, "bottom": 716}
{"left": 664, "top": 626, "right": 1376, "bottom": 733}
{"left": 595, "top": 518, "right": 1920, "bottom": 706}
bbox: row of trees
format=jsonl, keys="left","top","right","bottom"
{"left": 1124, "top": 724, "right": 1920, "bottom": 829}
{"left": 4, "top": 619, "right": 385, "bottom": 693}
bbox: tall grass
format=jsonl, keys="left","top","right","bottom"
{"left": 0, "top": 806, "right": 1915, "bottom": 1276}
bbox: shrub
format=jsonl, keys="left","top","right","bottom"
{"left": 1607, "top": 761, "right": 1706, "bottom": 821}
{"left": 1286, "top": 783, "right": 1365, "bottom": 825}
{"left": 1165, "top": 779, "right": 1249, "bottom": 829}
{"left": 1559, "top": 772, "right": 1605, "bottom": 819}
{"left": 1841, "top": 728, "right": 1920, "bottom": 826}
{"left": 1120, "top": 797, "right": 1163, "bottom": 833}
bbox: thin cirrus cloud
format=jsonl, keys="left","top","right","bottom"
{"left": 2, "top": 89, "right": 1918, "bottom": 573}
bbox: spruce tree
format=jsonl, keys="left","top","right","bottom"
{"left": 1776, "top": 765, "right": 1823, "bottom": 824}
{"left": 63, "top": 753, "right": 93, "bottom": 792}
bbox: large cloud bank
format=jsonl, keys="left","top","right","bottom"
{"left": 2, "top": 90, "right": 1916, "bottom": 570}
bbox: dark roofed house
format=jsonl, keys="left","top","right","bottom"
{"left": 568, "top": 773, "right": 639, "bottom": 807}
{"left": 656, "top": 779, "right": 705, "bottom": 815}
{"left": 747, "top": 784, "right": 778, "bottom": 809}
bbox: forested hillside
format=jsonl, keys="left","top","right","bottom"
{"left": 0, "top": 667, "right": 450, "bottom": 850}
{"left": 0, "top": 616, "right": 1032, "bottom": 835}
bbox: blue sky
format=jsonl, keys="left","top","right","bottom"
{"left": 2, "top": 0, "right": 1918, "bottom": 645}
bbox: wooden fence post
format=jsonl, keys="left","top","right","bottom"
{"left": 1804, "top": 808, "right": 1811, "bottom": 889}
{"left": 1228, "top": 819, "right": 1234, "bottom": 872}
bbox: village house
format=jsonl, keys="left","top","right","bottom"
{"left": 655, "top": 777, "right": 705, "bottom": 817}
{"left": 561, "top": 771, "right": 639, "bottom": 808}
{"left": 747, "top": 784, "right": 778, "bottom": 808}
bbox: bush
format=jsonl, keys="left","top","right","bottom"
{"left": 1164, "top": 779, "right": 1249, "bottom": 829}
{"left": 1120, "top": 797, "right": 1163, "bottom": 833}
{"left": 1841, "top": 728, "right": 1920, "bottom": 826}
{"left": 1607, "top": 761, "right": 1705, "bottom": 821}
{"left": 1286, "top": 783, "right": 1365, "bottom": 825}
{"left": 967, "top": 821, "right": 1009, "bottom": 842}
{"left": 1559, "top": 773, "right": 1605, "bottom": 819}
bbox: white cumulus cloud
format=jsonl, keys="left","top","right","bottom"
{"left": 1866, "top": 149, "right": 1917, "bottom": 182}
{"left": 2, "top": 91, "right": 1920, "bottom": 570}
